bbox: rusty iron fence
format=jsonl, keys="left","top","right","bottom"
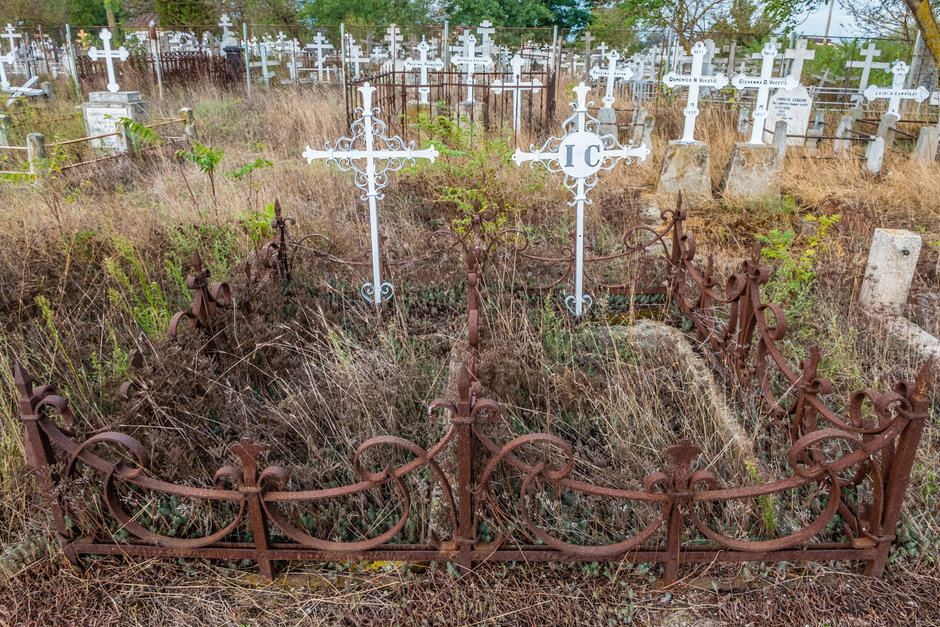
{"left": 15, "top": 198, "right": 934, "bottom": 583}
{"left": 76, "top": 51, "right": 235, "bottom": 93}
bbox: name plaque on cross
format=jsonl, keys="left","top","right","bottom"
{"left": 589, "top": 50, "right": 633, "bottom": 108}
{"left": 663, "top": 41, "right": 729, "bottom": 144}
{"left": 302, "top": 83, "right": 439, "bottom": 306}
{"left": 864, "top": 61, "right": 929, "bottom": 117}
{"left": 511, "top": 83, "right": 650, "bottom": 316}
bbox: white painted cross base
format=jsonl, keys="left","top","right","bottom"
{"left": 82, "top": 90, "right": 148, "bottom": 153}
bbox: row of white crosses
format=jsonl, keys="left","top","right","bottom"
{"left": 513, "top": 83, "right": 650, "bottom": 315}
{"left": 303, "top": 83, "right": 439, "bottom": 306}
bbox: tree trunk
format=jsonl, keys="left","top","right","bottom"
{"left": 904, "top": 0, "right": 940, "bottom": 78}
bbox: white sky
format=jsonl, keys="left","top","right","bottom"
{"left": 792, "top": 1, "right": 859, "bottom": 37}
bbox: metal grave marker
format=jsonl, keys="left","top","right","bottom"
{"left": 452, "top": 33, "right": 492, "bottom": 104}
{"left": 218, "top": 14, "right": 233, "bottom": 42}
{"left": 87, "top": 28, "right": 129, "bottom": 93}
{"left": 308, "top": 32, "right": 334, "bottom": 81}
{"left": 511, "top": 83, "right": 651, "bottom": 316}
{"left": 491, "top": 53, "right": 543, "bottom": 132}
{"left": 404, "top": 38, "right": 443, "bottom": 105}
{"left": 477, "top": 20, "right": 496, "bottom": 58}
{"left": 732, "top": 42, "right": 797, "bottom": 145}
{"left": 590, "top": 49, "right": 634, "bottom": 107}
{"left": 302, "top": 83, "right": 439, "bottom": 306}
{"left": 864, "top": 61, "right": 930, "bottom": 117}
{"left": 848, "top": 43, "right": 890, "bottom": 93}
{"left": 663, "top": 41, "right": 729, "bottom": 143}
{"left": 384, "top": 24, "right": 403, "bottom": 61}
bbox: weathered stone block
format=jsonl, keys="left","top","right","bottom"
{"left": 597, "top": 106, "right": 617, "bottom": 140}
{"left": 859, "top": 228, "right": 922, "bottom": 315}
{"left": 82, "top": 91, "right": 148, "bottom": 153}
{"left": 912, "top": 126, "right": 939, "bottom": 164}
{"left": 865, "top": 136, "right": 886, "bottom": 175}
{"left": 657, "top": 140, "right": 711, "bottom": 198}
{"left": 718, "top": 143, "right": 782, "bottom": 199}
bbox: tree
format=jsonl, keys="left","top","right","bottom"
{"left": 299, "top": 0, "right": 431, "bottom": 25}
{"left": 844, "top": 0, "right": 917, "bottom": 40}
{"left": 154, "top": 0, "right": 215, "bottom": 27}
{"left": 902, "top": 0, "right": 940, "bottom": 69}
{"left": 443, "top": 0, "right": 552, "bottom": 28}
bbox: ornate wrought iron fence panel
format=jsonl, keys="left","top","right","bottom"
{"left": 15, "top": 202, "right": 934, "bottom": 583}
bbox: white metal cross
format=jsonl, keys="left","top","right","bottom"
{"left": 663, "top": 41, "right": 729, "bottom": 144}
{"left": 309, "top": 32, "right": 334, "bottom": 81}
{"left": 864, "top": 61, "right": 929, "bottom": 117}
{"left": 0, "top": 50, "right": 12, "bottom": 89}
{"left": 491, "top": 53, "right": 543, "bottom": 133}
{"left": 384, "top": 24, "right": 403, "bottom": 61}
{"left": 847, "top": 42, "right": 890, "bottom": 92}
{"left": 511, "top": 82, "right": 650, "bottom": 316}
{"left": 590, "top": 49, "right": 634, "bottom": 108}
{"left": 258, "top": 44, "right": 274, "bottom": 87}
{"left": 732, "top": 42, "right": 797, "bottom": 145}
{"left": 452, "top": 33, "right": 492, "bottom": 104}
{"left": 477, "top": 20, "right": 496, "bottom": 57}
{"left": 302, "top": 83, "right": 439, "bottom": 306}
{"left": 784, "top": 38, "right": 815, "bottom": 81}
{"left": 218, "top": 14, "right": 233, "bottom": 41}
{"left": 2, "top": 24, "right": 20, "bottom": 57}
{"left": 88, "top": 28, "right": 129, "bottom": 93}
{"left": 3, "top": 75, "right": 41, "bottom": 105}
{"left": 404, "top": 38, "right": 443, "bottom": 105}
{"left": 345, "top": 36, "right": 369, "bottom": 77}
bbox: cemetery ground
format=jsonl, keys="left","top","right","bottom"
{"left": 0, "top": 76, "right": 939, "bottom": 625}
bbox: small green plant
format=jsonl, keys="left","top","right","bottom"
{"left": 119, "top": 117, "right": 163, "bottom": 157}
{"left": 176, "top": 141, "right": 225, "bottom": 219}
{"left": 104, "top": 237, "right": 173, "bottom": 338}
{"left": 756, "top": 213, "right": 841, "bottom": 301}
{"left": 228, "top": 157, "right": 272, "bottom": 212}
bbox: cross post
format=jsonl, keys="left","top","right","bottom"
{"left": 2, "top": 24, "right": 20, "bottom": 62}
{"left": 404, "top": 38, "right": 443, "bottom": 105}
{"left": 88, "top": 28, "right": 129, "bottom": 93}
{"left": 511, "top": 83, "right": 650, "bottom": 316}
{"left": 491, "top": 53, "right": 543, "bottom": 132}
{"left": 847, "top": 42, "right": 889, "bottom": 92}
{"left": 384, "top": 24, "right": 402, "bottom": 61}
{"left": 663, "top": 41, "right": 729, "bottom": 144}
{"left": 864, "top": 60, "right": 930, "bottom": 117}
{"left": 732, "top": 42, "right": 797, "bottom": 145}
{"left": 590, "top": 49, "right": 634, "bottom": 107}
{"left": 218, "top": 14, "right": 233, "bottom": 42}
{"left": 583, "top": 30, "right": 594, "bottom": 76}
{"left": 784, "top": 38, "right": 815, "bottom": 81}
{"left": 476, "top": 20, "right": 496, "bottom": 58}
{"left": 309, "top": 32, "right": 334, "bottom": 81}
{"left": 302, "top": 83, "right": 439, "bottom": 306}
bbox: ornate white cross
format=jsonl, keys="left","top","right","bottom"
{"left": 491, "top": 53, "right": 543, "bottom": 133}
{"left": 864, "top": 61, "right": 929, "bottom": 117}
{"left": 511, "top": 83, "right": 650, "bottom": 316}
{"left": 847, "top": 42, "right": 889, "bottom": 93}
{"left": 663, "top": 41, "right": 729, "bottom": 144}
{"left": 404, "top": 38, "right": 443, "bottom": 105}
{"left": 218, "top": 14, "right": 233, "bottom": 41}
{"left": 732, "top": 42, "right": 797, "bottom": 145}
{"left": 590, "top": 49, "right": 634, "bottom": 108}
{"left": 2, "top": 24, "right": 20, "bottom": 57}
{"left": 452, "top": 33, "right": 492, "bottom": 104}
{"left": 384, "top": 24, "right": 402, "bottom": 61}
{"left": 308, "top": 32, "right": 334, "bottom": 81}
{"left": 784, "top": 38, "right": 815, "bottom": 81}
{"left": 88, "top": 29, "right": 129, "bottom": 93}
{"left": 302, "top": 83, "right": 439, "bottom": 306}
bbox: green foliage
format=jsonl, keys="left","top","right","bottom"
{"left": 177, "top": 141, "right": 224, "bottom": 176}
{"left": 756, "top": 213, "right": 841, "bottom": 300}
{"left": 236, "top": 201, "right": 278, "bottom": 244}
{"left": 443, "top": 0, "right": 553, "bottom": 28}
{"left": 104, "top": 237, "right": 173, "bottom": 339}
{"left": 119, "top": 117, "right": 163, "bottom": 158}
{"left": 228, "top": 158, "right": 272, "bottom": 179}
{"left": 299, "top": 0, "right": 431, "bottom": 25}
{"left": 155, "top": 0, "right": 215, "bottom": 32}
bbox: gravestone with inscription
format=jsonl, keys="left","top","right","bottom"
{"left": 765, "top": 85, "right": 812, "bottom": 147}
{"left": 81, "top": 29, "right": 147, "bottom": 154}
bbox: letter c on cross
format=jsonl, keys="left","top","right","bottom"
{"left": 584, "top": 144, "right": 600, "bottom": 167}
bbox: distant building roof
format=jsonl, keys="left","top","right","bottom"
{"left": 125, "top": 12, "right": 159, "bottom": 29}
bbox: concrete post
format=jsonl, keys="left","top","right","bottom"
{"left": 833, "top": 115, "right": 854, "bottom": 157}
{"left": 859, "top": 228, "right": 922, "bottom": 315}
{"left": 40, "top": 81, "right": 53, "bottom": 98}
{"left": 912, "top": 126, "right": 939, "bottom": 164}
{"left": 0, "top": 114, "right": 9, "bottom": 146}
{"left": 865, "top": 136, "right": 885, "bottom": 175}
{"left": 640, "top": 116, "right": 655, "bottom": 148}
{"left": 26, "top": 133, "right": 46, "bottom": 175}
{"left": 876, "top": 113, "right": 898, "bottom": 148}
{"left": 772, "top": 120, "right": 788, "bottom": 160}
{"left": 737, "top": 106, "right": 750, "bottom": 134}
{"left": 180, "top": 107, "right": 196, "bottom": 139}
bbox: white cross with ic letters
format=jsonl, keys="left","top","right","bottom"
{"left": 663, "top": 41, "right": 729, "bottom": 144}
{"left": 733, "top": 42, "right": 797, "bottom": 145}
{"left": 88, "top": 28, "right": 129, "bottom": 93}
{"left": 511, "top": 82, "right": 650, "bottom": 316}
{"left": 302, "top": 83, "right": 439, "bottom": 306}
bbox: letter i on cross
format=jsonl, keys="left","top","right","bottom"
{"left": 512, "top": 83, "right": 650, "bottom": 316}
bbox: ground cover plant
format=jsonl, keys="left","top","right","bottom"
{"left": 0, "top": 73, "right": 938, "bottom": 625}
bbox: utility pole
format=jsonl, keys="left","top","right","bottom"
{"left": 824, "top": 0, "right": 837, "bottom": 44}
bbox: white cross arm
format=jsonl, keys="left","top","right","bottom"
{"left": 864, "top": 84, "right": 929, "bottom": 103}
{"left": 732, "top": 74, "right": 796, "bottom": 90}
{"left": 511, "top": 147, "right": 549, "bottom": 167}
{"left": 88, "top": 46, "right": 129, "bottom": 62}
{"left": 664, "top": 71, "right": 729, "bottom": 89}
{"left": 302, "top": 144, "right": 439, "bottom": 165}
{"left": 607, "top": 143, "right": 651, "bottom": 162}
{"left": 453, "top": 55, "right": 492, "bottom": 68}
{"left": 491, "top": 78, "right": 543, "bottom": 94}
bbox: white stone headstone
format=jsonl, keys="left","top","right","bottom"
{"left": 766, "top": 85, "right": 813, "bottom": 147}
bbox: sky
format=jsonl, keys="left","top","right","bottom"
{"left": 793, "top": 1, "right": 859, "bottom": 37}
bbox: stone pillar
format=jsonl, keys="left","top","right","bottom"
{"left": 737, "top": 106, "right": 750, "bottom": 134}
{"left": 912, "top": 126, "right": 938, "bottom": 164}
{"left": 859, "top": 228, "right": 922, "bottom": 315}
{"left": 631, "top": 106, "right": 649, "bottom": 145}
{"left": 223, "top": 45, "right": 245, "bottom": 83}
{"left": 805, "top": 114, "right": 825, "bottom": 154}
{"left": 26, "top": 133, "right": 46, "bottom": 175}
{"left": 718, "top": 143, "right": 783, "bottom": 199}
{"left": 597, "top": 106, "right": 617, "bottom": 140}
{"left": 876, "top": 113, "right": 898, "bottom": 149}
{"left": 180, "top": 107, "right": 196, "bottom": 139}
{"left": 0, "top": 113, "right": 9, "bottom": 146}
{"left": 657, "top": 141, "right": 712, "bottom": 198}
{"left": 771, "top": 120, "right": 788, "bottom": 160}
{"left": 865, "top": 136, "right": 885, "bottom": 175}
{"left": 82, "top": 91, "right": 149, "bottom": 154}
{"left": 640, "top": 116, "right": 654, "bottom": 148}
{"left": 833, "top": 115, "right": 854, "bottom": 157}
{"left": 40, "top": 81, "right": 53, "bottom": 98}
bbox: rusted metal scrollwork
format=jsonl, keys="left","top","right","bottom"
{"left": 15, "top": 198, "right": 934, "bottom": 583}
{"left": 168, "top": 250, "right": 232, "bottom": 340}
